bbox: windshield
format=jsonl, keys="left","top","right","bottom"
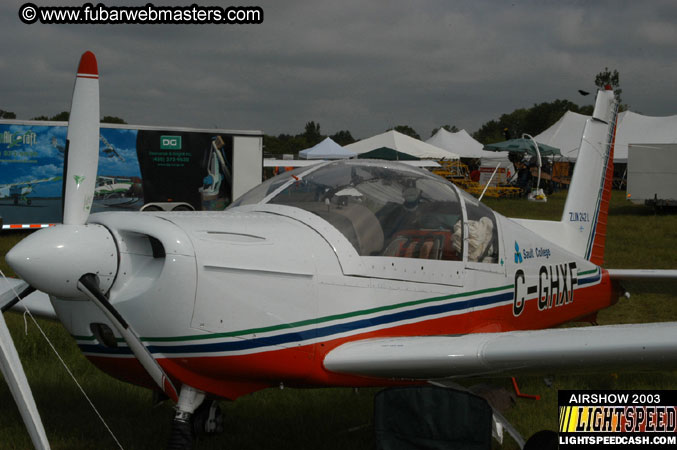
{"left": 230, "top": 167, "right": 307, "bottom": 207}
{"left": 265, "top": 160, "right": 464, "bottom": 260}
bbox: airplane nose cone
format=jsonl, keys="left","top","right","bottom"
{"left": 6, "top": 224, "right": 118, "bottom": 299}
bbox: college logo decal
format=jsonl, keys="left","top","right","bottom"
{"left": 514, "top": 241, "right": 523, "bottom": 264}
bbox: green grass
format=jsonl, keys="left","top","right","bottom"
{"left": 2, "top": 190, "right": 677, "bottom": 449}
{"left": 482, "top": 191, "right": 677, "bottom": 448}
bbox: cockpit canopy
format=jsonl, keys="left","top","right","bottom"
{"left": 232, "top": 160, "right": 498, "bottom": 264}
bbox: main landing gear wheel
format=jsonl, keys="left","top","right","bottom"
{"left": 167, "top": 416, "right": 193, "bottom": 450}
{"left": 167, "top": 386, "right": 223, "bottom": 450}
{"left": 192, "top": 400, "right": 224, "bottom": 436}
{"left": 524, "top": 429, "right": 558, "bottom": 450}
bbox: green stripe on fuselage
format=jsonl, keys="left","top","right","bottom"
{"left": 73, "top": 283, "right": 513, "bottom": 343}
{"left": 74, "top": 268, "right": 602, "bottom": 344}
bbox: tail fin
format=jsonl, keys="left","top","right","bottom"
{"left": 561, "top": 87, "right": 618, "bottom": 264}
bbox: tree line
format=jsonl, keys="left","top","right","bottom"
{"left": 0, "top": 110, "right": 127, "bottom": 124}
{"left": 264, "top": 68, "right": 623, "bottom": 155}
{"left": 1, "top": 68, "right": 622, "bottom": 156}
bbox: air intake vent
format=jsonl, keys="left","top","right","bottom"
{"left": 148, "top": 236, "right": 165, "bottom": 258}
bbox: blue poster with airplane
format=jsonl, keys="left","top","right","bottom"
{"left": 0, "top": 123, "right": 142, "bottom": 225}
{"left": 0, "top": 121, "right": 240, "bottom": 227}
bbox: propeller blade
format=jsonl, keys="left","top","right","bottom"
{"left": 77, "top": 274, "right": 179, "bottom": 403}
{"left": 63, "top": 51, "right": 100, "bottom": 225}
{"left": 0, "top": 311, "right": 50, "bottom": 449}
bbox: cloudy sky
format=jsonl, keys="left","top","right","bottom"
{"left": 2, "top": 0, "right": 676, "bottom": 140}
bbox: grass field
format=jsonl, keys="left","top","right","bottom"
{"left": 1, "top": 190, "right": 677, "bottom": 449}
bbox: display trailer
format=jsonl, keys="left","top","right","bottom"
{"left": 627, "top": 143, "right": 677, "bottom": 208}
{"left": 0, "top": 120, "right": 262, "bottom": 229}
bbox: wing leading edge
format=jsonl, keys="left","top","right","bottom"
{"left": 607, "top": 269, "right": 677, "bottom": 280}
{"left": 323, "top": 322, "right": 677, "bottom": 380}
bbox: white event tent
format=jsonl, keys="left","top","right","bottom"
{"left": 614, "top": 112, "right": 677, "bottom": 163}
{"left": 535, "top": 111, "right": 677, "bottom": 163}
{"left": 533, "top": 111, "right": 589, "bottom": 161}
{"left": 299, "top": 137, "right": 356, "bottom": 160}
{"left": 344, "top": 130, "right": 459, "bottom": 160}
{"left": 426, "top": 128, "right": 510, "bottom": 165}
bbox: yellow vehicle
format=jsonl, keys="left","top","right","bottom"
{"left": 433, "top": 160, "right": 521, "bottom": 198}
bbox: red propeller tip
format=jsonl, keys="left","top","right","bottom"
{"left": 77, "top": 51, "right": 98, "bottom": 76}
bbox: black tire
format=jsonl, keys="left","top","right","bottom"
{"left": 167, "top": 418, "right": 193, "bottom": 450}
{"left": 524, "top": 429, "right": 558, "bottom": 450}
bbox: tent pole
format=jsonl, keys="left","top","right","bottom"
{"left": 523, "top": 134, "right": 542, "bottom": 190}
{"left": 479, "top": 163, "right": 501, "bottom": 202}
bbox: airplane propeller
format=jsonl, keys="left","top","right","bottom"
{"left": 0, "top": 281, "right": 49, "bottom": 450}
{"left": 3, "top": 52, "right": 180, "bottom": 449}
{"left": 62, "top": 51, "right": 100, "bottom": 225}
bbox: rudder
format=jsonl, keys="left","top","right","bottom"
{"left": 560, "top": 87, "right": 618, "bottom": 264}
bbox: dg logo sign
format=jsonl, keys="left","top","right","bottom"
{"left": 160, "top": 135, "right": 182, "bottom": 150}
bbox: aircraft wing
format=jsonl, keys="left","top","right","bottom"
{"left": 1, "top": 278, "right": 56, "bottom": 320}
{"left": 323, "top": 322, "right": 677, "bottom": 380}
{"left": 0, "top": 278, "right": 30, "bottom": 309}
{"left": 263, "top": 159, "right": 441, "bottom": 168}
{"left": 1, "top": 176, "right": 62, "bottom": 188}
{"left": 264, "top": 159, "right": 322, "bottom": 168}
{"left": 607, "top": 269, "right": 677, "bottom": 280}
{"left": 34, "top": 176, "right": 62, "bottom": 184}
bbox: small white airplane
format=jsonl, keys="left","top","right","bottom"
{"left": 53, "top": 134, "right": 124, "bottom": 161}
{"left": 99, "top": 134, "right": 125, "bottom": 161}
{"left": 50, "top": 136, "right": 65, "bottom": 154}
{"left": 94, "top": 175, "right": 133, "bottom": 194}
{"left": 0, "top": 177, "right": 62, "bottom": 206}
{"left": 93, "top": 175, "right": 141, "bottom": 209}
{"left": 2, "top": 51, "right": 677, "bottom": 450}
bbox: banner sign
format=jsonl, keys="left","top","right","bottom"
{"left": 0, "top": 121, "right": 258, "bottom": 228}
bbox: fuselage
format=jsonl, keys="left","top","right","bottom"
{"left": 49, "top": 184, "right": 617, "bottom": 400}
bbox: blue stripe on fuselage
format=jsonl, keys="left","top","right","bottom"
{"left": 80, "top": 270, "right": 601, "bottom": 357}
{"left": 79, "top": 289, "right": 513, "bottom": 356}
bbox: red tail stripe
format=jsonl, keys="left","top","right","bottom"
{"left": 589, "top": 117, "right": 617, "bottom": 265}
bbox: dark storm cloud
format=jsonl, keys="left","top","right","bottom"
{"left": 2, "top": 0, "right": 676, "bottom": 139}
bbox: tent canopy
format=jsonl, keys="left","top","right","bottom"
{"left": 345, "top": 130, "right": 458, "bottom": 160}
{"left": 534, "top": 110, "right": 677, "bottom": 163}
{"left": 426, "top": 128, "right": 484, "bottom": 157}
{"left": 427, "top": 128, "right": 511, "bottom": 165}
{"left": 483, "top": 138, "right": 561, "bottom": 156}
{"left": 533, "top": 111, "right": 589, "bottom": 161}
{"left": 615, "top": 111, "right": 677, "bottom": 163}
{"left": 357, "top": 147, "right": 420, "bottom": 160}
{"left": 299, "top": 137, "right": 356, "bottom": 160}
